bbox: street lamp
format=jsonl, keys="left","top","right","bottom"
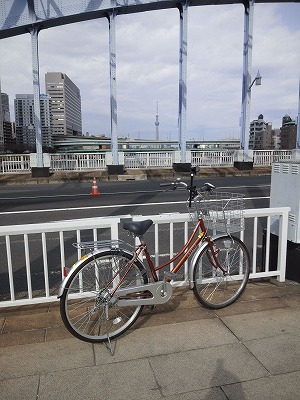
{"left": 239, "top": 70, "right": 262, "bottom": 167}
{"left": 249, "top": 70, "right": 262, "bottom": 90}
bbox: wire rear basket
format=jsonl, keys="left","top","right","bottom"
{"left": 188, "top": 191, "right": 245, "bottom": 234}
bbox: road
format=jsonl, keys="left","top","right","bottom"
{"left": 0, "top": 175, "right": 271, "bottom": 226}
{"left": 0, "top": 176, "right": 271, "bottom": 298}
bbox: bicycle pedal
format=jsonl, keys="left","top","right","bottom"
{"left": 164, "top": 271, "right": 177, "bottom": 280}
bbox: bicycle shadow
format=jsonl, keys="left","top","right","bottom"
{"left": 203, "top": 358, "right": 246, "bottom": 400}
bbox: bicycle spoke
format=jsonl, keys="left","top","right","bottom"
{"left": 193, "top": 236, "right": 250, "bottom": 309}
{"left": 60, "top": 250, "right": 147, "bottom": 342}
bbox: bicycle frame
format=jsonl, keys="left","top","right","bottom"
{"left": 114, "top": 215, "right": 228, "bottom": 307}
{"left": 143, "top": 216, "right": 225, "bottom": 280}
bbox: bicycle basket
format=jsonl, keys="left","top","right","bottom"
{"left": 188, "top": 191, "right": 245, "bottom": 234}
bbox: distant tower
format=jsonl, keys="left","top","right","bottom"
{"left": 155, "top": 101, "right": 160, "bottom": 140}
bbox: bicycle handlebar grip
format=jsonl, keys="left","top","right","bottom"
{"left": 160, "top": 183, "right": 174, "bottom": 187}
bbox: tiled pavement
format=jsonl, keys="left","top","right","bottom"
{"left": 1, "top": 279, "right": 300, "bottom": 400}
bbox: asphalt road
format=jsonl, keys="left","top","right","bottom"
{"left": 0, "top": 175, "right": 271, "bottom": 226}
{"left": 0, "top": 175, "right": 271, "bottom": 297}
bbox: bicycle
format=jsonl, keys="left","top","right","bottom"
{"left": 58, "top": 170, "right": 250, "bottom": 344}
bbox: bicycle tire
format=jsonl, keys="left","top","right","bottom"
{"left": 192, "top": 235, "right": 250, "bottom": 309}
{"left": 60, "top": 249, "right": 148, "bottom": 343}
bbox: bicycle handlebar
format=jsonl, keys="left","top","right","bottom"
{"left": 160, "top": 175, "right": 215, "bottom": 207}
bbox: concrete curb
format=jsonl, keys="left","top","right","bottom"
{"left": 0, "top": 166, "right": 272, "bottom": 185}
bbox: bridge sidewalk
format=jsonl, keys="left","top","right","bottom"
{"left": 1, "top": 280, "right": 300, "bottom": 399}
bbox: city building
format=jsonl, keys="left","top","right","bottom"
{"left": 45, "top": 72, "right": 82, "bottom": 136}
{"left": 1, "top": 92, "right": 10, "bottom": 122}
{"left": 280, "top": 114, "right": 297, "bottom": 149}
{"left": 14, "top": 94, "right": 52, "bottom": 150}
{"left": 249, "top": 114, "right": 272, "bottom": 149}
{"left": 0, "top": 90, "right": 3, "bottom": 151}
{"left": 271, "top": 128, "right": 281, "bottom": 150}
{"left": 0, "top": 91, "right": 15, "bottom": 152}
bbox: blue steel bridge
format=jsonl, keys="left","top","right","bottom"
{"left": 1, "top": 0, "right": 298, "bottom": 169}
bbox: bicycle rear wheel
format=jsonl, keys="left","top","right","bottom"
{"left": 192, "top": 235, "right": 250, "bottom": 309}
{"left": 60, "top": 250, "right": 148, "bottom": 343}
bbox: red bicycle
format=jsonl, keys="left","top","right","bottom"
{"left": 58, "top": 170, "right": 250, "bottom": 343}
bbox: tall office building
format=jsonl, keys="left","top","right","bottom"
{"left": 1, "top": 92, "right": 10, "bottom": 122}
{"left": 45, "top": 72, "right": 82, "bottom": 136}
{"left": 0, "top": 92, "right": 4, "bottom": 151}
{"left": 280, "top": 114, "right": 297, "bottom": 149}
{"left": 0, "top": 80, "right": 3, "bottom": 151}
{"left": 14, "top": 94, "right": 52, "bottom": 149}
{"left": 1, "top": 92, "right": 14, "bottom": 151}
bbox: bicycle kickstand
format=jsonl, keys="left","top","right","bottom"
{"left": 104, "top": 334, "right": 115, "bottom": 356}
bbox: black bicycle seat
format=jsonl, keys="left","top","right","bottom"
{"left": 123, "top": 219, "right": 153, "bottom": 236}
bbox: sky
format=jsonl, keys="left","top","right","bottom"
{"left": 0, "top": 2, "right": 299, "bottom": 142}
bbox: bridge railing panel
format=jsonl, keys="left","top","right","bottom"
{"left": 0, "top": 150, "right": 296, "bottom": 173}
{"left": 0, "top": 207, "right": 290, "bottom": 307}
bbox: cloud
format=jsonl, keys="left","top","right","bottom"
{"left": 0, "top": 2, "right": 299, "bottom": 140}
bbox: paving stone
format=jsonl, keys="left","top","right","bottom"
{"left": 136, "top": 303, "right": 215, "bottom": 329}
{"left": 282, "top": 293, "right": 300, "bottom": 308}
{"left": 221, "top": 308, "right": 300, "bottom": 341}
{"left": 222, "top": 371, "right": 300, "bottom": 400}
{"left": 94, "top": 318, "right": 238, "bottom": 364}
{"left": 244, "top": 333, "right": 300, "bottom": 375}
{"left": 149, "top": 343, "right": 268, "bottom": 397}
{"left": 0, "top": 329, "right": 45, "bottom": 347}
{"left": 164, "top": 387, "right": 227, "bottom": 400}
{"left": 215, "top": 296, "right": 288, "bottom": 317}
{"left": 0, "top": 303, "right": 50, "bottom": 318}
{"left": 0, "top": 317, "right": 5, "bottom": 333}
{"left": 2, "top": 312, "right": 49, "bottom": 333}
{"left": 0, "top": 375, "right": 39, "bottom": 400}
{"left": 0, "top": 338, "right": 94, "bottom": 380}
{"left": 1, "top": 280, "right": 300, "bottom": 400}
{"left": 46, "top": 325, "right": 74, "bottom": 341}
{"left": 38, "top": 359, "right": 160, "bottom": 400}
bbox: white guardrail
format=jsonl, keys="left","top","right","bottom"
{"left": 0, "top": 207, "right": 290, "bottom": 308}
{"left": 0, "top": 150, "right": 294, "bottom": 173}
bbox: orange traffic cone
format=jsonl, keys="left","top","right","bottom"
{"left": 90, "top": 177, "right": 100, "bottom": 196}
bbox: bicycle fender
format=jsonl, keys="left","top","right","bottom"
{"left": 57, "top": 247, "right": 137, "bottom": 298}
{"left": 189, "top": 234, "right": 228, "bottom": 289}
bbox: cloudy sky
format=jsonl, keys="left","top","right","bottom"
{"left": 0, "top": 2, "right": 299, "bottom": 142}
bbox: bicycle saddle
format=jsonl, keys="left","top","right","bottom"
{"left": 123, "top": 219, "right": 153, "bottom": 236}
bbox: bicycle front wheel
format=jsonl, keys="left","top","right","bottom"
{"left": 193, "top": 235, "right": 250, "bottom": 309}
{"left": 60, "top": 250, "right": 148, "bottom": 343}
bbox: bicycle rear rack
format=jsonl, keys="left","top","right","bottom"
{"left": 73, "top": 240, "right": 135, "bottom": 252}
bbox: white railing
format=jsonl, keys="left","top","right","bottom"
{"left": 50, "top": 152, "right": 107, "bottom": 171}
{"left": 0, "top": 150, "right": 295, "bottom": 173}
{"left": 191, "top": 150, "right": 235, "bottom": 167}
{"left": 253, "top": 150, "right": 292, "bottom": 166}
{"left": 0, "top": 207, "right": 290, "bottom": 307}
{"left": 124, "top": 151, "right": 174, "bottom": 168}
{"left": 0, "top": 154, "right": 30, "bottom": 173}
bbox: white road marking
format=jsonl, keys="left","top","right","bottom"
{"left": 0, "top": 196, "right": 270, "bottom": 216}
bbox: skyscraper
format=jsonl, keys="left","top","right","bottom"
{"left": 1, "top": 92, "right": 14, "bottom": 151}
{"left": 45, "top": 72, "right": 82, "bottom": 136}
{"left": 0, "top": 80, "right": 3, "bottom": 151}
{"left": 14, "top": 94, "right": 52, "bottom": 149}
{"left": 1, "top": 92, "right": 10, "bottom": 122}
